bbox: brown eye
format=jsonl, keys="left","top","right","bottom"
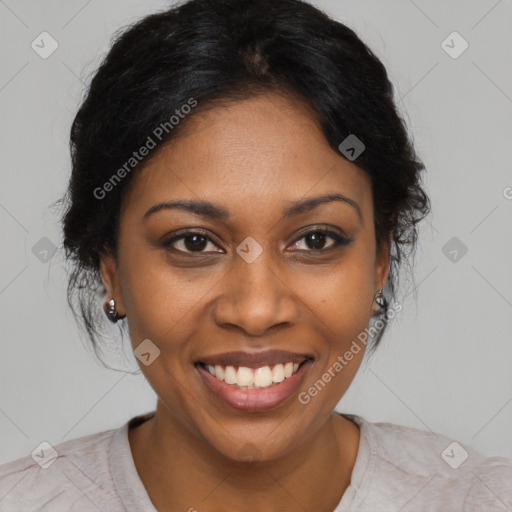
{"left": 304, "top": 231, "right": 329, "bottom": 250}
{"left": 162, "top": 231, "right": 223, "bottom": 254}
{"left": 288, "top": 228, "right": 353, "bottom": 252}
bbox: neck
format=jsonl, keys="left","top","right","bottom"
{"left": 129, "top": 402, "right": 360, "bottom": 512}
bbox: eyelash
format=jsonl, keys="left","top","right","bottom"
{"left": 161, "top": 227, "right": 353, "bottom": 255}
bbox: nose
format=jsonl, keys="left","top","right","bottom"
{"left": 213, "top": 250, "right": 300, "bottom": 337}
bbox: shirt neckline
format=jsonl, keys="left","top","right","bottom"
{"left": 334, "top": 412, "right": 375, "bottom": 511}
{"left": 108, "top": 410, "right": 375, "bottom": 512}
{"left": 109, "top": 410, "right": 158, "bottom": 512}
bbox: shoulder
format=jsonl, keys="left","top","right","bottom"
{"left": 349, "top": 415, "right": 512, "bottom": 511}
{"left": 0, "top": 428, "right": 123, "bottom": 512}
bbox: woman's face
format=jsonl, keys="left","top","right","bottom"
{"left": 101, "top": 92, "right": 390, "bottom": 461}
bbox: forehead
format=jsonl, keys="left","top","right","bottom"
{"left": 122, "top": 93, "right": 372, "bottom": 221}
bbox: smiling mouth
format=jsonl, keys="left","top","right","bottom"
{"left": 197, "top": 360, "right": 312, "bottom": 390}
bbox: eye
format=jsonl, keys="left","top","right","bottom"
{"left": 161, "top": 226, "right": 353, "bottom": 255}
{"left": 161, "top": 230, "right": 223, "bottom": 254}
{"left": 288, "top": 227, "right": 353, "bottom": 252}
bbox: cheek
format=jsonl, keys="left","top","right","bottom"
{"left": 315, "top": 248, "right": 375, "bottom": 329}
{"left": 120, "top": 228, "right": 376, "bottom": 353}
{"left": 118, "top": 245, "right": 204, "bottom": 346}
{"left": 308, "top": 243, "right": 376, "bottom": 383}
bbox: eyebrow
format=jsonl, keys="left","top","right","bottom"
{"left": 143, "top": 193, "right": 363, "bottom": 223}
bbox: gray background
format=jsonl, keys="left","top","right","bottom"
{"left": 1, "top": 0, "right": 511, "bottom": 465}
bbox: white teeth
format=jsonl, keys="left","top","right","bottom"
{"left": 254, "top": 366, "right": 273, "bottom": 388}
{"left": 224, "top": 365, "right": 237, "bottom": 385}
{"left": 272, "top": 364, "right": 285, "bottom": 383}
{"left": 204, "top": 361, "right": 304, "bottom": 389}
{"left": 214, "top": 365, "right": 224, "bottom": 380}
{"left": 237, "top": 366, "right": 253, "bottom": 387}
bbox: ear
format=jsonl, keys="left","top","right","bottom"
{"left": 370, "top": 234, "right": 391, "bottom": 317}
{"left": 375, "top": 233, "right": 392, "bottom": 293}
{"left": 99, "top": 251, "right": 126, "bottom": 316}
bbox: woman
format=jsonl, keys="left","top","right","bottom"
{"left": 1, "top": 0, "right": 511, "bottom": 510}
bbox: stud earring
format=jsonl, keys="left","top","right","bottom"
{"left": 374, "top": 289, "right": 385, "bottom": 309}
{"left": 104, "top": 298, "right": 121, "bottom": 323}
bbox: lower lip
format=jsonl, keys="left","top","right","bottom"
{"left": 196, "top": 360, "right": 313, "bottom": 412}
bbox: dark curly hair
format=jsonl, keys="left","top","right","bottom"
{"left": 55, "top": 0, "right": 430, "bottom": 368}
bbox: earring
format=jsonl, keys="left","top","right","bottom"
{"left": 374, "top": 289, "right": 385, "bottom": 309}
{"left": 104, "top": 298, "right": 121, "bottom": 323}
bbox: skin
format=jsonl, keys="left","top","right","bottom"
{"left": 100, "top": 92, "right": 390, "bottom": 511}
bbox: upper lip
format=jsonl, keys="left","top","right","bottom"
{"left": 196, "top": 349, "right": 313, "bottom": 368}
